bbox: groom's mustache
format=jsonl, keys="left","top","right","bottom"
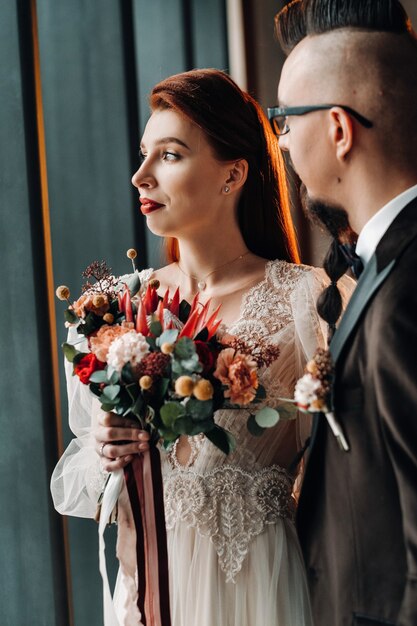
{"left": 299, "top": 183, "right": 356, "bottom": 241}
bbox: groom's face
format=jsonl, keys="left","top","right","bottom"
{"left": 277, "top": 37, "right": 353, "bottom": 238}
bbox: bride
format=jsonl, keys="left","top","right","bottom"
{"left": 51, "top": 69, "right": 351, "bottom": 625}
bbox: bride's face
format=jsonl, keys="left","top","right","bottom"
{"left": 131, "top": 109, "right": 231, "bottom": 238}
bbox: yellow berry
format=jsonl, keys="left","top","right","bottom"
{"left": 149, "top": 279, "right": 160, "bottom": 289}
{"left": 161, "top": 342, "right": 175, "bottom": 355}
{"left": 93, "top": 294, "right": 106, "bottom": 307}
{"left": 193, "top": 379, "right": 214, "bottom": 401}
{"left": 103, "top": 313, "right": 114, "bottom": 324}
{"left": 127, "top": 248, "right": 137, "bottom": 259}
{"left": 139, "top": 375, "right": 153, "bottom": 390}
{"left": 56, "top": 285, "right": 70, "bottom": 300}
{"left": 175, "top": 375, "right": 195, "bottom": 397}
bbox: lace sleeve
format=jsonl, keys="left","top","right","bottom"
{"left": 50, "top": 326, "right": 107, "bottom": 518}
{"left": 50, "top": 268, "right": 155, "bottom": 518}
{"left": 290, "top": 267, "right": 356, "bottom": 448}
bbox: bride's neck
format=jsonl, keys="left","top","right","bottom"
{"left": 176, "top": 235, "right": 250, "bottom": 290}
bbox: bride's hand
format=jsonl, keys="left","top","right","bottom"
{"left": 94, "top": 412, "right": 150, "bottom": 472}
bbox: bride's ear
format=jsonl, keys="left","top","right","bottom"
{"left": 224, "top": 159, "right": 248, "bottom": 193}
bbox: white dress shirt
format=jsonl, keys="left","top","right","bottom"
{"left": 356, "top": 183, "right": 417, "bottom": 265}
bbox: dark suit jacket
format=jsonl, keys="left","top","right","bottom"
{"left": 297, "top": 198, "right": 417, "bottom": 626}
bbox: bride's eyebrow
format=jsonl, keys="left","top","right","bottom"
{"left": 140, "top": 137, "right": 191, "bottom": 150}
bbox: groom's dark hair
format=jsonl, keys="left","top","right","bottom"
{"left": 275, "top": 0, "right": 417, "bottom": 341}
{"left": 276, "top": 0, "right": 415, "bottom": 54}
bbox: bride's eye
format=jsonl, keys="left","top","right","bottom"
{"left": 162, "top": 151, "right": 180, "bottom": 162}
{"left": 138, "top": 149, "right": 147, "bottom": 163}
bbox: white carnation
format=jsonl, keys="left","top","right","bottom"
{"left": 294, "top": 373, "right": 321, "bottom": 407}
{"left": 107, "top": 330, "right": 149, "bottom": 372}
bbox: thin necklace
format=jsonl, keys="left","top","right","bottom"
{"left": 176, "top": 251, "right": 250, "bottom": 291}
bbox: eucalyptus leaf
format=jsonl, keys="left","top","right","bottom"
{"left": 205, "top": 426, "right": 236, "bottom": 455}
{"left": 186, "top": 397, "right": 213, "bottom": 421}
{"left": 62, "top": 342, "right": 82, "bottom": 363}
{"left": 247, "top": 414, "right": 266, "bottom": 437}
{"left": 161, "top": 433, "right": 179, "bottom": 449}
{"left": 64, "top": 309, "right": 78, "bottom": 324}
{"left": 276, "top": 403, "right": 299, "bottom": 420}
{"left": 100, "top": 402, "right": 116, "bottom": 412}
{"left": 89, "top": 370, "right": 109, "bottom": 384}
{"left": 126, "top": 382, "right": 139, "bottom": 402}
{"left": 174, "top": 337, "right": 196, "bottom": 360}
{"left": 157, "top": 329, "right": 179, "bottom": 346}
{"left": 178, "top": 356, "right": 202, "bottom": 373}
{"left": 150, "top": 320, "right": 163, "bottom": 337}
{"left": 255, "top": 406, "right": 280, "bottom": 428}
{"left": 146, "top": 337, "right": 157, "bottom": 351}
{"left": 172, "top": 415, "right": 194, "bottom": 435}
{"left": 160, "top": 402, "right": 185, "bottom": 429}
{"left": 125, "top": 271, "right": 141, "bottom": 297}
{"left": 103, "top": 384, "right": 121, "bottom": 401}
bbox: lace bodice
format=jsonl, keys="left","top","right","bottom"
{"left": 158, "top": 260, "right": 329, "bottom": 580}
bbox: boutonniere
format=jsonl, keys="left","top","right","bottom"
{"left": 284, "top": 348, "right": 349, "bottom": 452}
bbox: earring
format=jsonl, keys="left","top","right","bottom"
{"left": 224, "top": 185, "right": 230, "bottom": 193}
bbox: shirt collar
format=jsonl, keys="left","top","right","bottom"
{"left": 356, "top": 184, "right": 417, "bottom": 265}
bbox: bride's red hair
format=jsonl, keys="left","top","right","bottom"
{"left": 149, "top": 69, "right": 299, "bottom": 264}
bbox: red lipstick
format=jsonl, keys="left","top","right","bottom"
{"left": 140, "top": 197, "right": 164, "bottom": 215}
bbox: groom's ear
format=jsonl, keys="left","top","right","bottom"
{"left": 328, "top": 108, "right": 354, "bottom": 162}
{"left": 225, "top": 159, "right": 249, "bottom": 192}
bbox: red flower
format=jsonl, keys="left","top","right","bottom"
{"left": 74, "top": 353, "right": 106, "bottom": 385}
{"left": 195, "top": 341, "right": 217, "bottom": 375}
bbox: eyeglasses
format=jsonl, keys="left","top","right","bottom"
{"left": 267, "top": 104, "right": 374, "bottom": 136}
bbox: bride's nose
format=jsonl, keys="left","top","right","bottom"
{"left": 131, "top": 162, "right": 156, "bottom": 189}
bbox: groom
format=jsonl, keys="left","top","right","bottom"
{"left": 273, "top": 1, "right": 417, "bottom": 625}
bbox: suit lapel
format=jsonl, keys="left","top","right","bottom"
{"left": 329, "top": 255, "right": 396, "bottom": 364}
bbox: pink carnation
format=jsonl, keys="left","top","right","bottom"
{"left": 214, "top": 348, "right": 259, "bottom": 405}
{"left": 90, "top": 324, "right": 132, "bottom": 362}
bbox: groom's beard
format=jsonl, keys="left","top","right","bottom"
{"left": 300, "top": 184, "right": 355, "bottom": 240}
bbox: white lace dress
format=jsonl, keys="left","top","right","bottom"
{"left": 51, "top": 260, "right": 352, "bottom": 626}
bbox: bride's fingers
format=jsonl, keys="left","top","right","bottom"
{"left": 101, "top": 454, "right": 134, "bottom": 473}
{"left": 96, "top": 440, "right": 149, "bottom": 459}
{"left": 100, "top": 412, "right": 146, "bottom": 430}
{"left": 94, "top": 424, "right": 149, "bottom": 444}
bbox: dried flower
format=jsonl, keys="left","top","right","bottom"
{"left": 193, "top": 379, "right": 214, "bottom": 401}
{"left": 221, "top": 335, "right": 280, "bottom": 368}
{"left": 139, "top": 375, "right": 153, "bottom": 390}
{"left": 56, "top": 285, "right": 70, "bottom": 301}
{"left": 72, "top": 293, "right": 110, "bottom": 318}
{"left": 107, "top": 331, "right": 150, "bottom": 372}
{"left": 93, "top": 295, "right": 106, "bottom": 308}
{"left": 149, "top": 279, "right": 160, "bottom": 290}
{"left": 294, "top": 373, "right": 322, "bottom": 409}
{"left": 127, "top": 249, "right": 137, "bottom": 259}
{"left": 214, "top": 348, "right": 258, "bottom": 404}
{"left": 103, "top": 313, "right": 114, "bottom": 324}
{"left": 175, "top": 375, "right": 195, "bottom": 397}
{"left": 138, "top": 352, "right": 171, "bottom": 379}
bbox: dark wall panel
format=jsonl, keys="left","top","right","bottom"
{"left": 133, "top": 0, "right": 190, "bottom": 269}
{"left": 0, "top": 1, "right": 68, "bottom": 624}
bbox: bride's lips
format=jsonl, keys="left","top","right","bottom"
{"left": 140, "top": 197, "right": 165, "bottom": 215}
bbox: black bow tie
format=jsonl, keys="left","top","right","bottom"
{"left": 339, "top": 243, "right": 364, "bottom": 279}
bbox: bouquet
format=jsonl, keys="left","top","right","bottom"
{"left": 56, "top": 250, "right": 282, "bottom": 625}
{"left": 281, "top": 348, "right": 349, "bottom": 452}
